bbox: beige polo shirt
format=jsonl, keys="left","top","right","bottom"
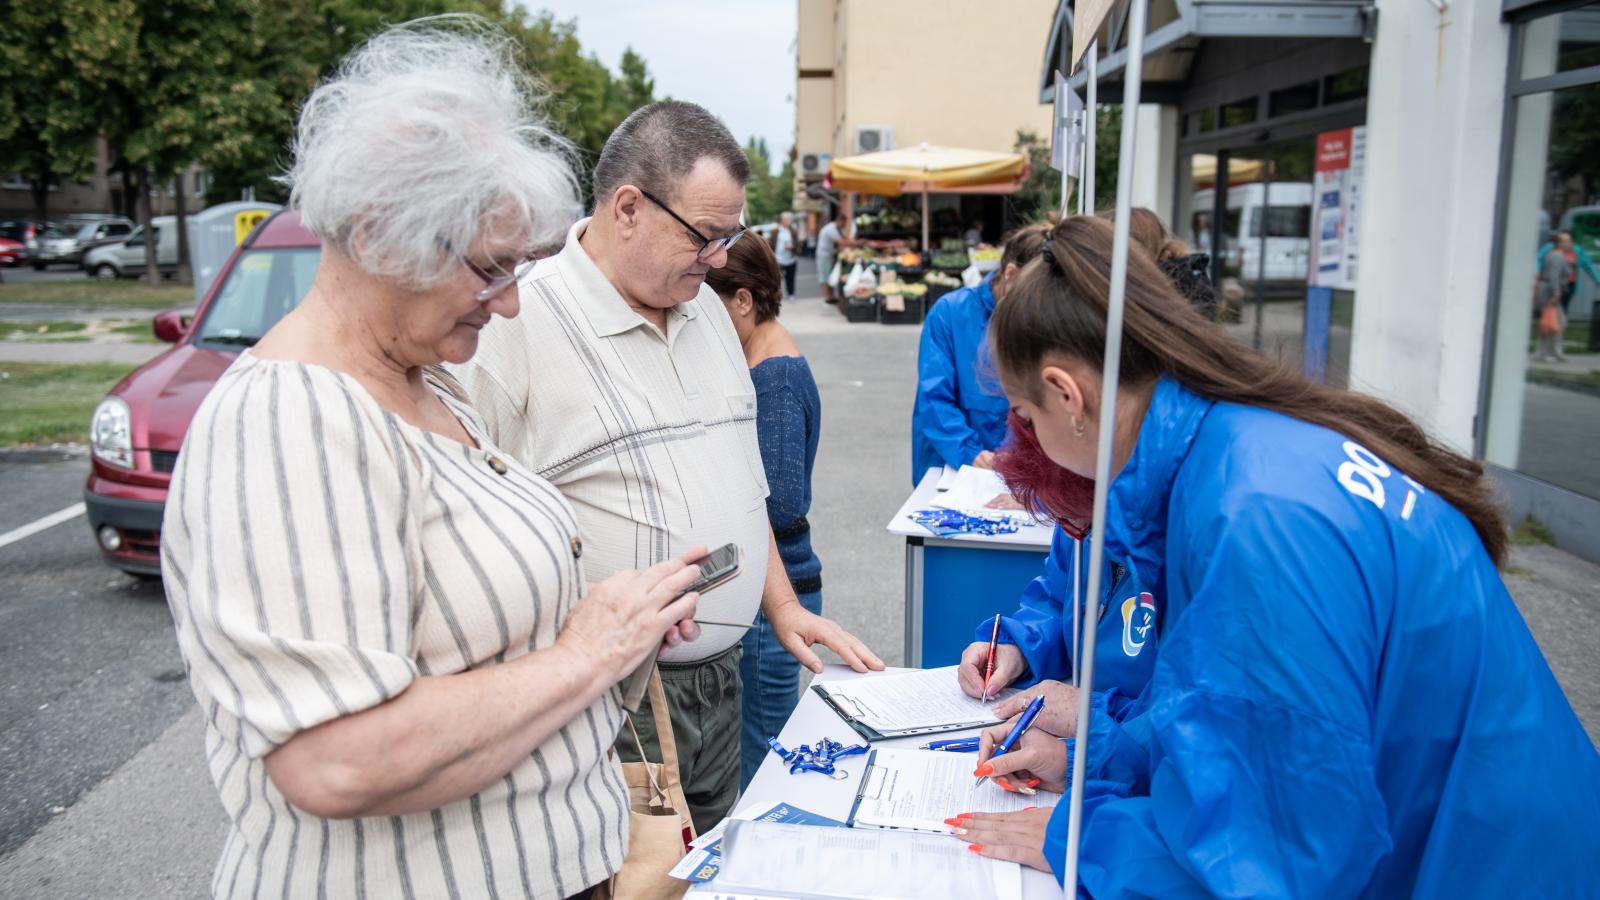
{"left": 452, "top": 218, "right": 771, "bottom": 663}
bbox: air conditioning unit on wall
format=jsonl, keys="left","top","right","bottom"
{"left": 800, "top": 151, "right": 832, "bottom": 178}
{"left": 854, "top": 126, "right": 894, "bottom": 155}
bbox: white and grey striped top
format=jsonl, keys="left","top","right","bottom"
{"left": 161, "top": 351, "right": 627, "bottom": 900}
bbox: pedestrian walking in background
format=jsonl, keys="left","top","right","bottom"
{"left": 815, "top": 208, "right": 856, "bottom": 304}
{"left": 1536, "top": 236, "right": 1572, "bottom": 362}
{"left": 1534, "top": 229, "right": 1598, "bottom": 317}
{"left": 773, "top": 210, "right": 799, "bottom": 300}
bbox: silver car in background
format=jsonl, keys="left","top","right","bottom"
{"left": 34, "top": 216, "right": 136, "bottom": 269}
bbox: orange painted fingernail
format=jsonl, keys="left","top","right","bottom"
{"left": 943, "top": 817, "right": 963, "bottom": 826}
{"left": 967, "top": 844, "right": 985, "bottom": 853}
{"left": 973, "top": 763, "right": 994, "bottom": 777}
{"left": 1027, "top": 778, "right": 1042, "bottom": 788}
{"left": 1023, "top": 806, "right": 1039, "bottom": 811}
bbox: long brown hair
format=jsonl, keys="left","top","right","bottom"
{"left": 1098, "top": 206, "right": 1187, "bottom": 263}
{"left": 991, "top": 215, "right": 1508, "bottom": 566}
{"left": 705, "top": 228, "right": 783, "bottom": 322}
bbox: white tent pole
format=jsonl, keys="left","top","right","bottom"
{"left": 1063, "top": 1, "right": 1147, "bottom": 896}
{"left": 1083, "top": 40, "right": 1097, "bottom": 214}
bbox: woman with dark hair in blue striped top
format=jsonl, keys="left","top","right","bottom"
{"left": 705, "top": 233, "right": 825, "bottom": 787}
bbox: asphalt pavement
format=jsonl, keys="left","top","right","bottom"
{"left": 0, "top": 266, "right": 1597, "bottom": 897}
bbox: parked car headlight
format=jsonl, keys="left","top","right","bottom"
{"left": 91, "top": 396, "right": 134, "bottom": 468}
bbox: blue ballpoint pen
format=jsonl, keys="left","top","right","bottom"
{"left": 922, "top": 737, "right": 981, "bottom": 752}
{"left": 975, "top": 695, "right": 1045, "bottom": 785}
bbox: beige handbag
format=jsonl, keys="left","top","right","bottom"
{"left": 594, "top": 668, "right": 695, "bottom": 900}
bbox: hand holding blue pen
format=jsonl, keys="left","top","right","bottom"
{"left": 974, "top": 694, "right": 1045, "bottom": 786}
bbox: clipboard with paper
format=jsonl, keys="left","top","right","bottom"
{"left": 846, "top": 747, "right": 1060, "bottom": 834}
{"left": 811, "top": 666, "right": 1014, "bottom": 742}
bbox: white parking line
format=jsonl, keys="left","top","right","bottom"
{"left": 0, "top": 503, "right": 87, "bottom": 551}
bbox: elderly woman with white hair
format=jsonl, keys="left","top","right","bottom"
{"left": 160, "top": 17, "right": 704, "bottom": 900}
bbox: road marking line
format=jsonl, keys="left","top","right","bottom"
{"left": 0, "top": 503, "right": 87, "bottom": 551}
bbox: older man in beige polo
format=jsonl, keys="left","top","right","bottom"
{"left": 454, "top": 100, "right": 882, "bottom": 832}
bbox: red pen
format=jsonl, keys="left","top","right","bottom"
{"left": 981, "top": 614, "right": 1001, "bottom": 701}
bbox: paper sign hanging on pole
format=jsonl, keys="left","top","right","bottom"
{"left": 1072, "top": 0, "right": 1118, "bottom": 71}
{"left": 1309, "top": 126, "right": 1366, "bottom": 291}
{"left": 1050, "top": 70, "right": 1086, "bottom": 175}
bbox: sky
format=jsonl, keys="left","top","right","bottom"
{"left": 525, "top": 0, "right": 798, "bottom": 174}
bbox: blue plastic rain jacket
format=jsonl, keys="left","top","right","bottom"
{"left": 1043, "top": 375, "right": 1600, "bottom": 898}
{"left": 974, "top": 525, "right": 1160, "bottom": 784}
{"left": 911, "top": 277, "right": 1010, "bottom": 482}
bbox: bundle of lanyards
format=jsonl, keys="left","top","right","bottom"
{"left": 909, "top": 508, "right": 1021, "bottom": 537}
{"left": 766, "top": 736, "right": 868, "bottom": 779}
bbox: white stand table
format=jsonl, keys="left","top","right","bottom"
{"left": 687, "top": 664, "right": 1060, "bottom": 898}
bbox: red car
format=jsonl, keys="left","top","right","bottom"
{"left": 0, "top": 237, "right": 23, "bottom": 266}
{"left": 85, "top": 211, "right": 322, "bottom": 575}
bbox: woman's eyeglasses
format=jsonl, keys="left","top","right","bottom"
{"left": 639, "top": 189, "right": 746, "bottom": 261}
{"left": 460, "top": 254, "right": 540, "bottom": 302}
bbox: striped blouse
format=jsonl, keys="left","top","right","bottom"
{"left": 161, "top": 351, "right": 627, "bottom": 900}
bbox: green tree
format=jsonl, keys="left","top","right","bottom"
{"left": 0, "top": 0, "right": 138, "bottom": 220}
{"left": 741, "top": 137, "right": 796, "bottom": 226}
{"left": 1012, "top": 129, "right": 1061, "bottom": 223}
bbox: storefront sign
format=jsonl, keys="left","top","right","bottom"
{"left": 1310, "top": 126, "right": 1366, "bottom": 290}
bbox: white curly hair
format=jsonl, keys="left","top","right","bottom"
{"left": 280, "top": 14, "right": 580, "bottom": 286}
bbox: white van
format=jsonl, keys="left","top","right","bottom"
{"left": 82, "top": 216, "right": 180, "bottom": 279}
{"left": 1190, "top": 182, "right": 1313, "bottom": 282}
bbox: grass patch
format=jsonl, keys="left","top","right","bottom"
{"left": 1509, "top": 515, "right": 1555, "bottom": 547}
{"left": 108, "top": 320, "right": 163, "bottom": 343}
{"left": 0, "top": 280, "right": 191, "bottom": 310}
{"left": 1, "top": 320, "right": 88, "bottom": 338}
{"left": 0, "top": 361, "right": 135, "bottom": 446}
{"left": 1526, "top": 366, "right": 1600, "bottom": 396}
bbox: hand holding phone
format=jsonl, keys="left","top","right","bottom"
{"left": 675, "top": 542, "right": 742, "bottom": 602}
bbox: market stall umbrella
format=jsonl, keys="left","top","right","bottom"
{"left": 828, "top": 143, "right": 1027, "bottom": 249}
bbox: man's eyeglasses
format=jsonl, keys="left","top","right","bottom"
{"left": 639, "top": 189, "right": 746, "bottom": 261}
{"left": 460, "top": 254, "right": 540, "bottom": 302}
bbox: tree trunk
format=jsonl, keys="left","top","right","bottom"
{"left": 29, "top": 175, "right": 50, "bottom": 222}
{"left": 174, "top": 173, "right": 192, "bottom": 284}
{"left": 139, "top": 169, "right": 161, "bottom": 287}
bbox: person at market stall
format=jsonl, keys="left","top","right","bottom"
{"left": 452, "top": 100, "right": 883, "bottom": 834}
{"left": 705, "top": 232, "right": 827, "bottom": 788}
{"left": 910, "top": 222, "right": 1050, "bottom": 483}
{"left": 946, "top": 214, "right": 1600, "bottom": 897}
{"left": 815, "top": 208, "right": 858, "bottom": 305}
{"left": 159, "top": 19, "right": 709, "bottom": 899}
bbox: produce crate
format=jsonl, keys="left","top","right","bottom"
{"left": 842, "top": 297, "right": 879, "bottom": 323}
{"left": 880, "top": 296, "right": 926, "bottom": 325}
{"left": 924, "top": 283, "right": 958, "bottom": 306}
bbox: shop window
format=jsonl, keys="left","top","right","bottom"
{"left": 1195, "top": 109, "right": 1216, "bottom": 133}
{"left": 1269, "top": 81, "right": 1319, "bottom": 118}
{"left": 1221, "top": 97, "right": 1258, "bottom": 128}
{"left": 1247, "top": 204, "right": 1312, "bottom": 239}
{"left": 1520, "top": 4, "right": 1600, "bottom": 78}
{"left": 1484, "top": 80, "right": 1600, "bottom": 502}
{"left": 1323, "top": 68, "right": 1368, "bottom": 105}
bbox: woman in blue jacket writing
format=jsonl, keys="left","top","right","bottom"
{"left": 952, "top": 215, "right": 1600, "bottom": 897}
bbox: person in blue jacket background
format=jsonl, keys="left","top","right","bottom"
{"left": 910, "top": 223, "right": 1050, "bottom": 483}
{"left": 950, "top": 215, "right": 1600, "bottom": 897}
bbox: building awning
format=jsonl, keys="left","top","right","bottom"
{"left": 1040, "top": 0, "right": 1372, "bottom": 103}
{"left": 828, "top": 144, "right": 1027, "bottom": 196}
